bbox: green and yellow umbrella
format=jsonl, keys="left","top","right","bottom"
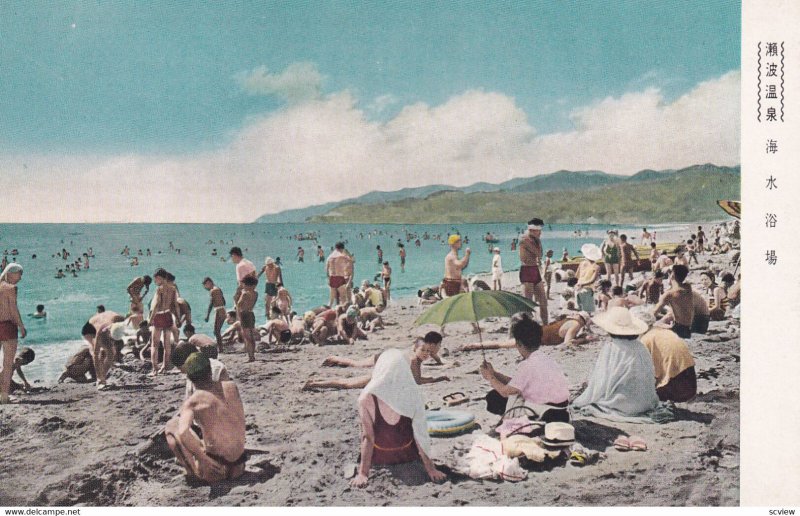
{"left": 414, "top": 290, "right": 538, "bottom": 360}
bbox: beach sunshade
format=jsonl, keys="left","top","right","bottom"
{"left": 717, "top": 200, "right": 741, "bottom": 219}
{"left": 414, "top": 290, "right": 538, "bottom": 360}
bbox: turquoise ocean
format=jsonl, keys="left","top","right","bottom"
{"left": 0, "top": 222, "right": 684, "bottom": 383}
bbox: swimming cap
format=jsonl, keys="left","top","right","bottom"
{"left": 184, "top": 352, "right": 211, "bottom": 383}
{"left": 448, "top": 235, "right": 461, "bottom": 245}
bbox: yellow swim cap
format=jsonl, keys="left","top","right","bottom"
{"left": 448, "top": 234, "right": 461, "bottom": 245}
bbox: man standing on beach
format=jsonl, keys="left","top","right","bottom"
{"left": 442, "top": 235, "right": 470, "bottom": 297}
{"left": 230, "top": 247, "right": 256, "bottom": 306}
{"left": 126, "top": 275, "right": 151, "bottom": 327}
{"left": 326, "top": 242, "right": 353, "bottom": 307}
{"left": 258, "top": 257, "right": 283, "bottom": 320}
{"left": 519, "top": 218, "right": 548, "bottom": 324}
{"left": 202, "top": 277, "right": 227, "bottom": 354}
{"left": 619, "top": 234, "right": 641, "bottom": 283}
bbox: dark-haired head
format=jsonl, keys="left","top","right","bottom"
{"left": 154, "top": 268, "right": 168, "bottom": 279}
{"left": 229, "top": 247, "right": 243, "bottom": 257}
{"left": 672, "top": 264, "right": 689, "bottom": 283}
{"left": 509, "top": 312, "right": 542, "bottom": 352}
{"left": 335, "top": 242, "right": 345, "bottom": 250}
{"left": 423, "top": 331, "right": 443, "bottom": 345}
{"left": 243, "top": 275, "right": 258, "bottom": 287}
{"left": 721, "top": 273, "right": 735, "bottom": 287}
{"left": 143, "top": 275, "right": 152, "bottom": 285}
{"left": 612, "top": 286, "right": 623, "bottom": 296}
{"left": 18, "top": 347, "right": 35, "bottom": 364}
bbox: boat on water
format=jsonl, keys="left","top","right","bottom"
{"left": 558, "top": 242, "right": 681, "bottom": 273}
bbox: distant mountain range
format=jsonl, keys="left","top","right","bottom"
{"left": 254, "top": 164, "right": 740, "bottom": 224}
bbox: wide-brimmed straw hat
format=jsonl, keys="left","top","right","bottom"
{"left": 593, "top": 307, "right": 649, "bottom": 336}
{"left": 580, "top": 243, "right": 602, "bottom": 262}
{"left": 542, "top": 422, "right": 575, "bottom": 447}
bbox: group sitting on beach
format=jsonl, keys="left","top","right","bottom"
{"left": 1, "top": 219, "right": 740, "bottom": 491}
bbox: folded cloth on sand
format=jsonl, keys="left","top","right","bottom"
{"left": 496, "top": 417, "right": 544, "bottom": 439}
{"left": 359, "top": 348, "right": 430, "bottom": 458}
{"left": 462, "top": 435, "right": 527, "bottom": 481}
{"left": 639, "top": 328, "right": 695, "bottom": 390}
{"left": 502, "top": 435, "right": 561, "bottom": 463}
{"left": 573, "top": 337, "right": 675, "bottom": 424}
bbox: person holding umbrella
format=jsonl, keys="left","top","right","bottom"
{"left": 519, "top": 218, "right": 548, "bottom": 324}
{"left": 479, "top": 311, "right": 570, "bottom": 422}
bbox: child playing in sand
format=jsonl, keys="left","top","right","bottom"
{"left": 303, "top": 332, "right": 449, "bottom": 390}
{"left": 272, "top": 287, "right": 292, "bottom": 323}
{"left": 221, "top": 311, "right": 243, "bottom": 346}
{"left": 338, "top": 306, "right": 368, "bottom": 345}
{"left": 236, "top": 276, "right": 258, "bottom": 361}
{"left": 358, "top": 304, "right": 385, "bottom": 332}
{"left": 261, "top": 306, "right": 292, "bottom": 345}
{"left": 7, "top": 347, "right": 35, "bottom": 392}
{"left": 595, "top": 280, "right": 613, "bottom": 312}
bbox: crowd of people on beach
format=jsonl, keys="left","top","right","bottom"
{"left": 0, "top": 216, "right": 741, "bottom": 488}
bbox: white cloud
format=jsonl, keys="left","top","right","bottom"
{"left": 235, "top": 62, "right": 323, "bottom": 103}
{"left": 366, "top": 94, "right": 399, "bottom": 115}
{"left": 0, "top": 71, "right": 739, "bottom": 222}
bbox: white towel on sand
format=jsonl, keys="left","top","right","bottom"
{"left": 359, "top": 348, "right": 430, "bottom": 457}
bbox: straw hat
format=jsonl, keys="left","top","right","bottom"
{"left": 580, "top": 243, "right": 602, "bottom": 262}
{"left": 593, "top": 307, "right": 649, "bottom": 336}
{"left": 542, "top": 422, "right": 575, "bottom": 447}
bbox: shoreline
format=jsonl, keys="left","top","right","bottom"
{"left": 0, "top": 224, "right": 740, "bottom": 506}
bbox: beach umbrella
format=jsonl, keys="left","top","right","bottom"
{"left": 717, "top": 200, "right": 741, "bottom": 219}
{"left": 414, "top": 290, "right": 538, "bottom": 360}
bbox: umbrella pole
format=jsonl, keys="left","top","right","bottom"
{"left": 478, "top": 322, "right": 485, "bottom": 362}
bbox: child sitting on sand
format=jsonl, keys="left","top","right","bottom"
{"left": 8, "top": 347, "right": 35, "bottom": 392}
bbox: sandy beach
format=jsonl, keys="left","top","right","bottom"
{"left": 0, "top": 227, "right": 740, "bottom": 507}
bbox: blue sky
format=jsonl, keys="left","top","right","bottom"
{"left": 0, "top": 1, "right": 741, "bottom": 222}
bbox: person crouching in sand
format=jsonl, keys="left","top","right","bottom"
{"left": 350, "top": 347, "right": 447, "bottom": 487}
{"left": 165, "top": 353, "right": 246, "bottom": 484}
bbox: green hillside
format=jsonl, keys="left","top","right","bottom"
{"left": 310, "top": 167, "right": 740, "bottom": 224}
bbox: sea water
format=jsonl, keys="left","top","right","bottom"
{"left": 0, "top": 222, "right": 685, "bottom": 383}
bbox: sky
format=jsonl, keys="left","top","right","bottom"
{"left": 0, "top": 0, "right": 741, "bottom": 222}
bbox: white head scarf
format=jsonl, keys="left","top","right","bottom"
{"left": 358, "top": 348, "right": 430, "bottom": 456}
{"left": 0, "top": 263, "right": 23, "bottom": 283}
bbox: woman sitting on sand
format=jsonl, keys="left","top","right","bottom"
{"left": 351, "top": 347, "right": 447, "bottom": 488}
{"left": 478, "top": 312, "right": 571, "bottom": 422}
{"left": 302, "top": 331, "right": 448, "bottom": 390}
{"left": 700, "top": 271, "right": 729, "bottom": 321}
{"left": 573, "top": 307, "right": 673, "bottom": 423}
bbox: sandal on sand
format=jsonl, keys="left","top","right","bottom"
{"left": 613, "top": 436, "right": 631, "bottom": 451}
{"left": 629, "top": 436, "right": 648, "bottom": 451}
{"left": 443, "top": 392, "right": 468, "bottom": 407}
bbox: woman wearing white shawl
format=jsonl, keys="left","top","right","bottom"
{"left": 0, "top": 264, "right": 25, "bottom": 404}
{"left": 352, "top": 348, "right": 446, "bottom": 487}
{"left": 573, "top": 307, "right": 675, "bottom": 423}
